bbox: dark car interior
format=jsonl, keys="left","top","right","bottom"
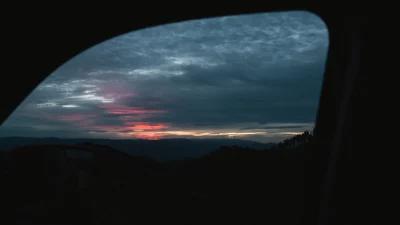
{"left": 0, "top": 2, "right": 392, "bottom": 225}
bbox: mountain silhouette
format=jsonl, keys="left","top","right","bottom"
{"left": 0, "top": 137, "right": 273, "bottom": 161}
{"left": 0, "top": 132, "right": 313, "bottom": 225}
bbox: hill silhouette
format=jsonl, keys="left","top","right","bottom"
{"left": 0, "top": 132, "right": 313, "bottom": 225}
{"left": 0, "top": 137, "right": 273, "bottom": 161}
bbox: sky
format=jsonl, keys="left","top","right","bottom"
{"left": 0, "top": 11, "right": 328, "bottom": 143}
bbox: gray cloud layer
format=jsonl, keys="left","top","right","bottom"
{"left": 0, "top": 11, "right": 328, "bottom": 142}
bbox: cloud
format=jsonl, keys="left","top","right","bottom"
{"left": 37, "top": 102, "right": 58, "bottom": 108}
{"left": 0, "top": 11, "right": 328, "bottom": 142}
{"left": 61, "top": 104, "right": 80, "bottom": 108}
{"left": 66, "top": 94, "right": 114, "bottom": 103}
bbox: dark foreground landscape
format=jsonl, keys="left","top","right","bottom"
{"left": 0, "top": 132, "right": 316, "bottom": 225}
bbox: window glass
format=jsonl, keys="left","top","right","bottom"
{"left": 0, "top": 11, "right": 328, "bottom": 147}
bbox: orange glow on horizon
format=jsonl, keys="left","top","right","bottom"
{"left": 131, "top": 132, "right": 163, "bottom": 140}
{"left": 127, "top": 122, "right": 168, "bottom": 131}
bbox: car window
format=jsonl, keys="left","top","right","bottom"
{"left": 0, "top": 11, "right": 329, "bottom": 225}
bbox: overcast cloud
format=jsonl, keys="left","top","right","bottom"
{"left": 0, "top": 11, "right": 328, "bottom": 143}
